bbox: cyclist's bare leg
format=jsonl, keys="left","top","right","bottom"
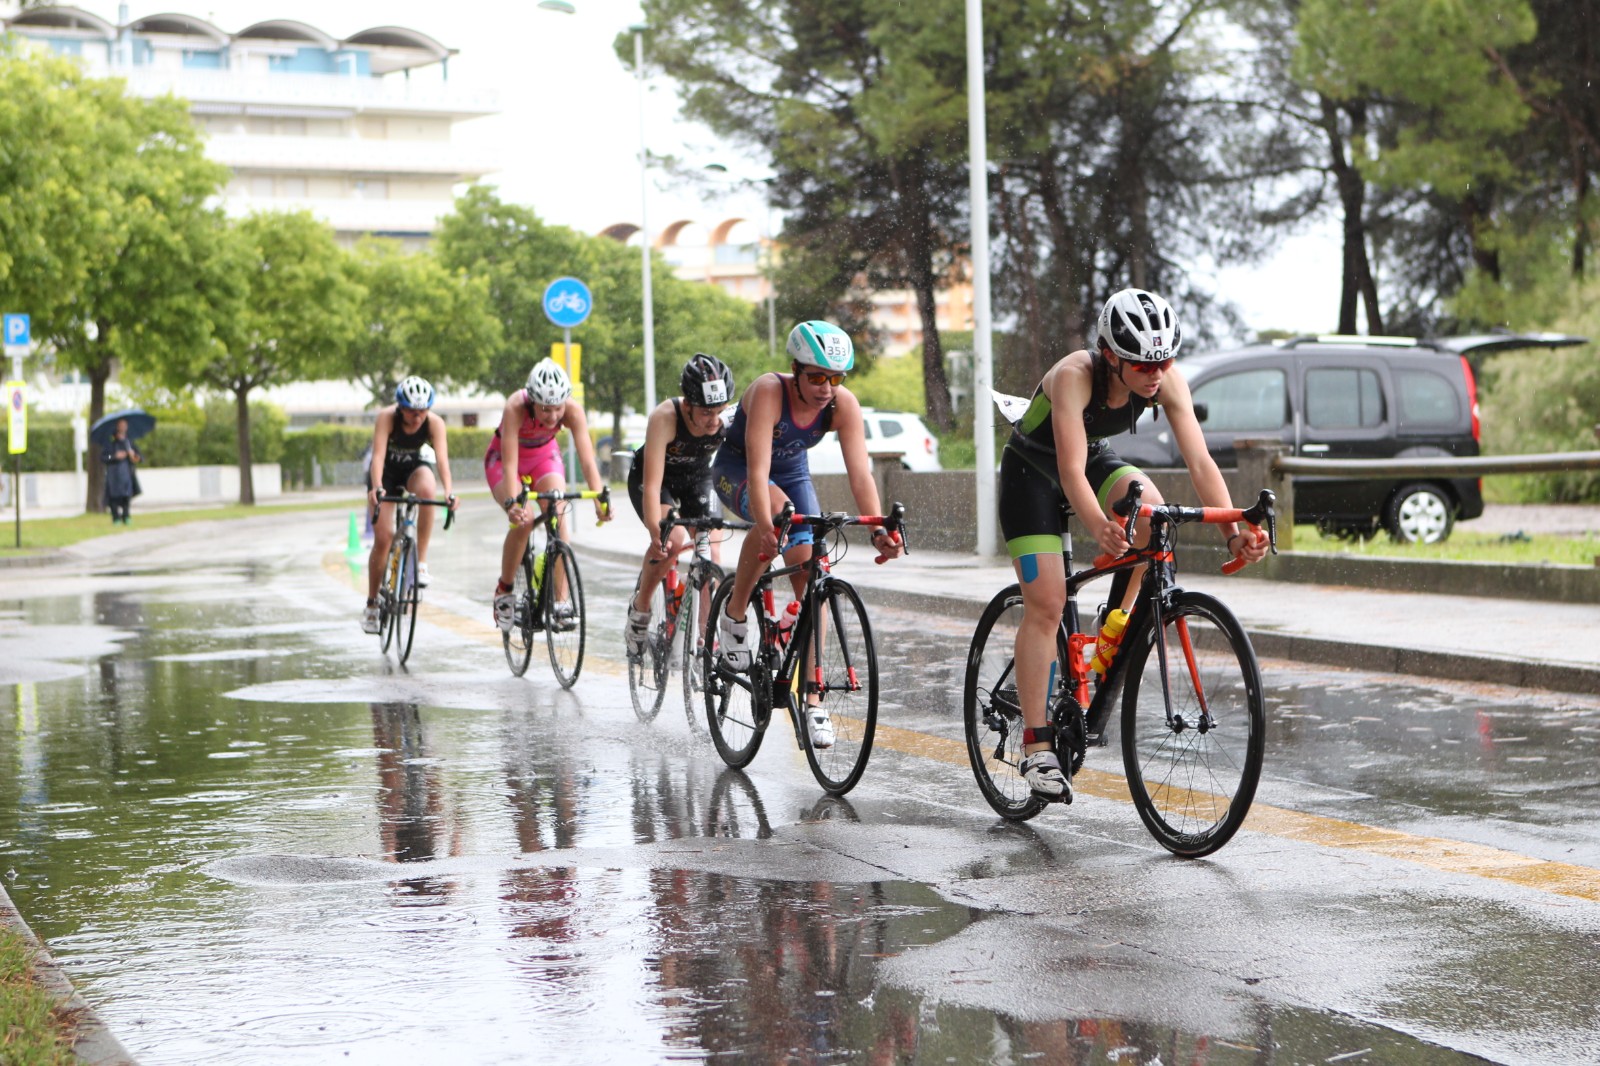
{"left": 407, "top": 466, "right": 440, "bottom": 563}
{"left": 633, "top": 527, "right": 689, "bottom": 614}
{"left": 499, "top": 524, "right": 531, "bottom": 589}
{"left": 1100, "top": 472, "right": 1161, "bottom": 614}
{"left": 1012, "top": 550, "right": 1067, "bottom": 758}
{"left": 367, "top": 500, "right": 397, "bottom": 601}
{"left": 726, "top": 483, "right": 794, "bottom": 617}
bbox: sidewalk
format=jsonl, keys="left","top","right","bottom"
{"left": 580, "top": 503, "right": 1600, "bottom": 696}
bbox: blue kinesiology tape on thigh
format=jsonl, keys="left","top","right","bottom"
{"left": 1019, "top": 553, "right": 1039, "bottom": 583}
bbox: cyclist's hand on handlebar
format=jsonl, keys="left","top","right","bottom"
{"left": 754, "top": 520, "right": 782, "bottom": 562}
{"left": 594, "top": 498, "right": 612, "bottom": 524}
{"left": 367, "top": 486, "right": 381, "bottom": 512}
{"left": 870, "top": 526, "right": 903, "bottom": 564}
{"left": 1224, "top": 528, "right": 1270, "bottom": 572}
{"left": 1095, "top": 517, "right": 1131, "bottom": 558}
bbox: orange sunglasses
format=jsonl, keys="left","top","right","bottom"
{"left": 801, "top": 370, "right": 847, "bottom": 386}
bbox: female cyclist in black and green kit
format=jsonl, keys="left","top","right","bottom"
{"left": 997, "top": 288, "right": 1269, "bottom": 799}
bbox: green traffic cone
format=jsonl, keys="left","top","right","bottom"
{"left": 345, "top": 512, "right": 363, "bottom": 557}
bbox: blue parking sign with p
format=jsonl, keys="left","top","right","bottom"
{"left": 3, "top": 314, "right": 29, "bottom": 348}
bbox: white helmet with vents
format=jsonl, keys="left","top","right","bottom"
{"left": 1097, "top": 288, "right": 1182, "bottom": 363}
{"left": 526, "top": 358, "right": 572, "bottom": 406}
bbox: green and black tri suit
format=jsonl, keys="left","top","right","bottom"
{"left": 999, "top": 355, "right": 1157, "bottom": 560}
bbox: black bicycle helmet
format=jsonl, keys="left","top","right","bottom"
{"left": 680, "top": 353, "right": 734, "bottom": 407}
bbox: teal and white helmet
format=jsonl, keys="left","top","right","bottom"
{"left": 785, "top": 320, "right": 855, "bottom": 372}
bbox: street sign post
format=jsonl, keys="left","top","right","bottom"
{"left": 4, "top": 313, "right": 30, "bottom": 382}
{"left": 543, "top": 279, "right": 592, "bottom": 480}
{"left": 5, "top": 380, "right": 24, "bottom": 548}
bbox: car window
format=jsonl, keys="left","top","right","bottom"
{"left": 1395, "top": 368, "right": 1460, "bottom": 426}
{"left": 879, "top": 419, "right": 904, "bottom": 438}
{"left": 862, "top": 421, "right": 874, "bottom": 439}
{"left": 1191, "top": 369, "right": 1288, "bottom": 432}
{"left": 1305, "top": 367, "right": 1384, "bottom": 429}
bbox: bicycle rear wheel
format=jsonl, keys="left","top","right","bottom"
{"left": 801, "top": 580, "right": 878, "bottom": 796}
{"left": 962, "top": 585, "right": 1053, "bottom": 820}
{"left": 502, "top": 549, "right": 536, "bottom": 677}
{"left": 378, "top": 544, "right": 402, "bottom": 654}
{"left": 395, "top": 539, "right": 420, "bottom": 665}
{"left": 1120, "top": 590, "right": 1265, "bottom": 858}
{"left": 628, "top": 578, "right": 670, "bottom": 722}
{"left": 703, "top": 579, "right": 768, "bottom": 768}
{"left": 543, "top": 538, "right": 585, "bottom": 689}
{"left": 680, "top": 564, "right": 723, "bottom": 734}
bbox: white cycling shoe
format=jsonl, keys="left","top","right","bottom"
{"left": 361, "top": 606, "right": 381, "bottom": 635}
{"left": 625, "top": 607, "right": 651, "bottom": 655}
{"left": 1020, "top": 750, "right": 1069, "bottom": 798}
{"left": 718, "top": 608, "right": 751, "bottom": 671}
{"left": 493, "top": 593, "right": 516, "bottom": 633}
{"left": 807, "top": 707, "right": 835, "bottom": 750}
{"left": 416, "top": 562, "right": 431, "bottom": 588}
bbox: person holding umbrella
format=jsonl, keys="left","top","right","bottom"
{"left": 93, "top": 408, "right": 155, "bottom": 525}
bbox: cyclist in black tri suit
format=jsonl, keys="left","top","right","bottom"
{"left": 998, "top": 289, "right": 1268, "bottom": 798}
{"left": 625, "top": 354, "right": 736, "bottom": 654}
{"left": 363, "top": 376, "right": 457, "bottom": 633}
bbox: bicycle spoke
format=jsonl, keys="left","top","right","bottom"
{"left": 962, "top": 587, "right": 1053, "bottom": 821}
{"left": 801, "top": 581, "right": 877, "bottom": 796}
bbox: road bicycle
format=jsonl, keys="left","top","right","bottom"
{"left": 964, "top": 482, "right": 1276, "bottom": 857}
{"left": 627, "top": 509, "right": 753, "bottom": 727}
{"left": 700, "top": 502, "right": 907, "bottom": 796}
{"left": 502, "top": 479, "right": 610, "bottom": 687}
{"left": 373, "top": 493, "right": 453, "bottom": 665}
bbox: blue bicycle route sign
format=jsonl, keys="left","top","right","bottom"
{"left": 542, "top": 278, "right": 592, "bottom": 330}
{"left": 3, "top": 314, "right": 29, "bottom": 348}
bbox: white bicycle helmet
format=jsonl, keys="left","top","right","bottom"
{"left": 525, "top": 357, "right": 572, "bottom": 406}
{"left": 395, "top": 375, "right": 435, "bottom": 410}
{"left": 1097, "top": 288, "right": 1182, "bottom": 363}
{"left": 785, "top": 320, "right": 855, "bottom": 372}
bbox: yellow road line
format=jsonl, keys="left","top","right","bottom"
{"left": 323, "top": 552, "right": 1600, "bottom": 900}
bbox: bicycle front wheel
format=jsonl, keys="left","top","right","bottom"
{"left": 502, "top": 548, "right": 536, "bottom": 677}
{"left": 703, "top": 579, "right": 768, "bottom": 768}
{"left": 801, "top": 580, "right": 878, "bottom": 796}
{"left": 679, "top": 565, "right": 722, "bottom": 734}
{"left": 395, "top": 539, "right": 421, "bottom": 665}
{"left": 1120, "top": 590, "right": 1265, "bottom": 858}
{"left": 627, "top": 577, "right": 669, "bottom": 722}
{"left": 963, "top": 585, "right": 1049, "bottom": 821}
{"left": 543, "top": 539, "right": 586, "bottom": 689}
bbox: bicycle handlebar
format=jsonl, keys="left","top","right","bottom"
{"left": 512, "top": 482, "right": 612, "bottom": 526}
{"left": 655, "top": 507, "right": 755, "bottom": 555}
{"left": 763, "top": 500, "right": 909, "bottom": 564}
{"left": 1097, "top": 483, "right": 1277, "bottom": 574}
{"left": 376, "top": 492, "right": 456, "bottom": 530}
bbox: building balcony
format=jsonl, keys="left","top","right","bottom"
{"left": 205, "top": 134, "right": 496, "bottom": 180}
{"left": 220, "top": 195, "right": 456, "bottom": 236}
{"left": 120, "top": 67, "right": 499, "bottom": 119}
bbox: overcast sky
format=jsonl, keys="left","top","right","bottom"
{"left": 65, "top": 0, "right": 1340, "bottom": 340}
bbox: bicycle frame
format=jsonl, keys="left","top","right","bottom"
{"left": 653, "top": 510, "right": 753, "bottom": 643}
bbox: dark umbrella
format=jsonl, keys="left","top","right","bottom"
{"left": 90, "top": 408, "right": 157, "bottom": 448}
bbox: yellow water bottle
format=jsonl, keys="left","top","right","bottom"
{"left": 1090, "top": 609, "right": 1129, "bottom": 675}
{"left": 533, "top": 550, "right": 547, "bottom": 591}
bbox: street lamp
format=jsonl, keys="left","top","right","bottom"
{"left": 536, "top": 3, "right": 654, "bottom": 413}
{"left": 965, "top": 0, "right": 997, "bottom": 556}
{"left": 632, "top": 22, "right": 656, "bottom": 412}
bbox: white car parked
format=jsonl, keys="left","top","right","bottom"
{"left": 806, "top": 408, "right": 942, "bottom": 475}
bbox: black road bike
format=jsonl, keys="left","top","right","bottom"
{"left": 502, "top": 480, "right": 610, "bottom": 688}
{"left": 700, "top": 502, "right": 906, "bottom": 796}
{"left": 964, "top": 483, "right": 1276, "bottom": 857}
{"left": 373, "top": 493, "right": 453, "bottom": 665}
{"left": 628, "top": 509, "right": 753, "bottom": 727}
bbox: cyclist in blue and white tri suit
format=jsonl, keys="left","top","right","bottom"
{"left": 710, "top": 321, "right": 904, "bottom": 749}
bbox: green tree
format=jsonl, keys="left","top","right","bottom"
{"left": 346, "top": 238, "right": 502, "bottom": 407}
{"left": 0, "top": 45, "right": 230, "bottom": 510}
{"left": 195, "top": 212, "right": 364, "bottom": 504}
{"left": 435, "top": 187, "right": 765, "bottom": 447}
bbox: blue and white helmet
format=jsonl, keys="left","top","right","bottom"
{"left": 395, "top": 375, "right": 435, "bottom": 410}
{"left": 785, "top": 320, "right": 855, "bottom": 372}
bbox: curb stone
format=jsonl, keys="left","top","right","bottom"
{"left": 0, "top": 882, "right": 137, "bottom": 1065}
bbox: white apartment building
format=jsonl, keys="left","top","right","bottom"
{"left": 2, "top": 4, "right": 499, "bottom": 247}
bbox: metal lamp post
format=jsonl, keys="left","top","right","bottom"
{"left": 632, "top": 22, "right": 657, "bottom": 412}
{"left": 966, "top": 0, "right": 997, "bottom": 556}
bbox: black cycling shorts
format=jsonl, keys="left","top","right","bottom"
{"left": 627, "top": 458, "right": 718, "bottom": 524}
{"left": 997, "top": 443, "right": 1144, "bottom": 560}
{"left": 379, "top": 455, "right": 437, "bottom": 495}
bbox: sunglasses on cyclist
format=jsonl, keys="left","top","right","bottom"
{"left": 1126, "top": 358, "right": 1174, "bottom": 374}
{"left": 801, "top": 370, "right": 847, "bottom": 387}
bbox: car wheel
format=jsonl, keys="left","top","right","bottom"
{"left": 1384, "top": 483, "right": 1455, "bottom": 544}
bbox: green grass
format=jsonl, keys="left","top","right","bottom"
{"left": 0, "top": 498, "right": 354, "bottom": 558}
{"left": 1290, "top": 526, "right": 1600, "bottom": 566}
{"left": 0, "top": 929, "right": 78, "bottom": 1066}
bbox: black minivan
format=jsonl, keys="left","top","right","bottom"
{"left": 1101, "top": 333, "right": 1585, "bottom": 543}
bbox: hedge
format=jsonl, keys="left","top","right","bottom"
{"left": 10, "top": 403, "right": 286, "bottom": 472}
{"left": 281, "top": 425, "right": 499, "bottom": 488}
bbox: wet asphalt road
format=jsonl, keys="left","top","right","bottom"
{"left": 2, "top": 506, "right": 1599, "bottom": 1065}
